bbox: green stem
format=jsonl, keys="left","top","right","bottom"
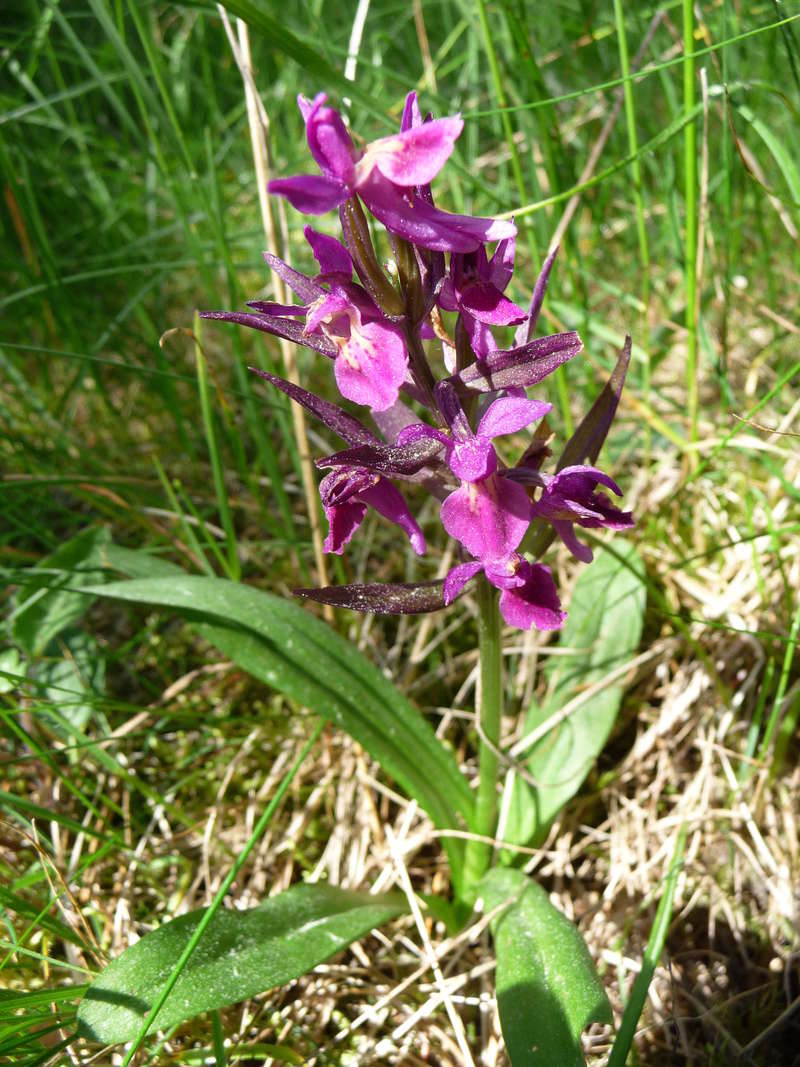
{"left": 683, "top": 0, "right": 698, "bottom": 456}
{"left": 462, "top": 575, "right": 503, "bottom": 897}
{"left": 613, "top": 0, "right": 651, "bottom": 461}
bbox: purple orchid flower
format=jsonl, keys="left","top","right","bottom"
{"left": 246, "top": 369, "right": 425, "bottom": 557}
{"left": 203, "top": 227, "right": 407, "bottom": 413}
{"left": 319, "top": 467, "right": 425, "bottom": 555}
{"left": 438, "top": 239, "right": 526, "bottom": 356}
{"left": 397, "top": 381, "right": 550, "bottom": 561}
{"left": 443, "top": 554, "right": 565, "bottom": 631}
{"left": 268, "top": 93, "right": 516, "bottom": 253}
{"left": 515, "top": 464, "right": 634, "bottom": 562}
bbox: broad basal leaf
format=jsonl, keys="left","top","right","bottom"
{"left": 78, "top": 884, "right": 404, "bottom": 1044}
{"left": 82, "top": 574, "right": 474, "bottom": 886}
{"left": 480, "top": 869, "right": 611, "bottom": 1067}
{"left": 505, "top": 541, "right": 645, "bottom": 848}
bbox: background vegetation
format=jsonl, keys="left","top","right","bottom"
{"left": 2, "top": 1, "right": 799, "bottom": 1063}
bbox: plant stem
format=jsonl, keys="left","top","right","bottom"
{"left": 683, "top": 0, "right": 698, "bottom": 460}
{"left": 462, "top": 575, "right": 503, "bottom": 897}
{"left": 613, "top": 0, "right": 651, "bottom": 462}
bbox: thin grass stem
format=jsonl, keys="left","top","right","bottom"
{"left": 607, "top": 824, "right": 686, "bottom": 1066}
{"left": 195, "top": 315, "right": 241, "bottom": 581}
{"left": 683, "top": 0, "right": 699, "bottom": 457}
{"left": 613, "top": 0, "right": 651, "bottom": 460}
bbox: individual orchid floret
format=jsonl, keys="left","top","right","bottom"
{"left": 305, "top": 287, "right": 407, "bottom": 412}
{"left": 438, "top": 240, "right": 526, "bottom": 356}
{"left": 269, "top": 93, "right": 516, "bottom": 253}
{"left": 202, "top": 228, "right": 407, "bottom": 413}
{"left": 397, "top": 382, "right": 550, "bottom": 561}
{"left": 523, "top": 465, "right": 634, "bottom": 562}
{"left": 319, "top": 467, "right": 425, "bottom": 556}
{"left": 443, "top": 554, "right": 565, "bottom": 631}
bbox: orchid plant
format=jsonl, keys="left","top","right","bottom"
{"left": 78, "top": 93, "right": 646, "bottom": 1067}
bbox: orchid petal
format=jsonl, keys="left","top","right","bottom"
{"left": 477, "top": 396, "right": 552, "bottom": 440}
{"left": 360, "top": 173, "right": 516, "bottom": 252}
{"left": 441, "top": 476, "right": 530, "bottom": 560}
{"left": 434, "top": 380, "right": 471, "bottom": 441}
{"left": 305, "top": 290, "right": 353, "bottom": 334}
{"left": 443, "top": 561, "right": 483, "bottom": 604}
{"left": 449, "top": 436, "right": 496, "bottom": 482}
{"left": 400, "top": 91, "right": 422, "bottom": 132}
{"left": 262, "top": 251, "right": 324, "bottom": 304}
{"left": 323, "top": 498, "right": 366, "bottom": 554}
{"left": 304, "top": 97, "right": 357, "bottom": 183}
{"left": 361, "top": 480, "right": 426, "bottom": 554}
{"left": 554, "top": 464, "right": 623, "bottom": 497}
{"left": 552, "top": 520, "right": 593, "bottom": 563}
{"left": 497, "top": 561, "right": 565, "bottom": 631}
{"left": 458, "top": 283, "right": 526, "bottom": 325}
{"left": 333, "top": 318, "right": 408, "bottom": 411}
{"left": 360, "top": 117, "right": 463, "bottom": 187}
{"left": 304, "top": 226, "right": 352, "bottom": 277}
{"left": 396, "top": 423, "right": 451, "bottom": 451}
{"left": 268, "top": 174, "right": 350, "bottom": 215}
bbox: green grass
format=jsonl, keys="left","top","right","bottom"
{"left": 2, "top": 2, "right": 800, "bottom": 1064}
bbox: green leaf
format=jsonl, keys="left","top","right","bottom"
{"left": 82, "top": 575, "right": 474, "bottom": 885}
{"left": 505, "top": 541, "right": 646, "bottom": 848}
{"left": 36, "top": 629, "right": 105, "bottom": 736}
{"left": 10, "top": 526, "right": 111, "bottom": 656}
{"left": 77, "top": 883, "right": 405, "bottom": 1044}
{"left": 0, "top": 647, "right": 22, "bottom": 693}
{"left": 480, "top": 869, "right": 611, "bottom": 1067}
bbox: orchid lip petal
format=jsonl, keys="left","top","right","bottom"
{"left": 332, "top": 318, "right": 408, "bottom": 412}
{"left": 497, "top": 560, "right": 565, "bottom": 631}
{"left": 441, "top": 476, "right": 531, "bottom": 560}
